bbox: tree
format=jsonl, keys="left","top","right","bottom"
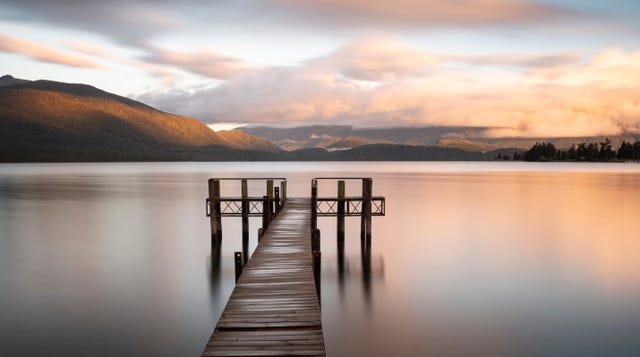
{"left": 513, "top": 152, "right": 523, "bottom": 161}
{"left": 585, "top": 143, "right": 598, "bottom": 160}
{"left": 617, "top": 140, "right": 633, "bottom": 160}
{"left": 567, "top": 144, "right": 577, "bottom": 160}
{"left": 599, "top": 138, "right": 615, "bottom": 160}
{"left": 524, "top": 142, "right": 557, "bottom": 161}
{"left": 633, "top": 141, "right": 640, "bottom": 160}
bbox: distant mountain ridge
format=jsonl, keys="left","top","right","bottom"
{"left": 240, "top": 125, "right": 640, "bottom": 152}
{"left": 0, "top": 75, "right": 279, "bottom": 161}
{"left": 0, "top": 74, "right": 29, "bottom": 88}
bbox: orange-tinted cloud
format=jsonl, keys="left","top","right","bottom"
{"left": 139, "top": 40, "right": 640, "bottom": 138}
{"left": 0, "top": 34, "right": 105, "bottom": 70}
{"left": 271, "top": 0, "right": 571, "bottom": 26}
{"left": 310, "top": 38, "right": 441, "bottom": 81}
{"left": 65, "top": 41, "right": 179, "bottom": 86}
{"left": 144, "top": 46, "right": 254, "bottom": 80}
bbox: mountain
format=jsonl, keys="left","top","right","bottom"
{"left": 0, "top": 76, "right": 279, "bottom": 161}
{"left": 0, "top": 74, "right": 29, "bottom": 88}
{"left": 240, "top": 125, "right": 640, "bottom": 152}
{"left": 240, "top": 125, "right": 499, "bottom": 150}
{"left": 238, "top": 144, "right": 488, "bottom": 161}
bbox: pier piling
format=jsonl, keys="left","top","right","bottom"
{"left": 234, "top": 251, "right": 243, "bottom": 283}
{"left": 207, "top": 179, "right": 222, "bottom": 245}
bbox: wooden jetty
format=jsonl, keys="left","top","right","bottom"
{"left": 202, "top": 198, "right": 325, "bottom": 356}
{"left": 202, "top": 178, "right": 384, "bottom": 356}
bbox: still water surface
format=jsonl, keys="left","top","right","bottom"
{"left": 1, "top": 162, "right": 639, "bottom": 356}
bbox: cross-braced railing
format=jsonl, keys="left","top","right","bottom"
{"left": 206, "top": 178, "right": 287, "bottom": 267}
{"left": 316, "top": 197, "right": 385, "bottom": 216}
{"left": 310, "top": 177, "right": 385, "bottom": 252}
{"left": 206, "top": 197, "right": 270, "bottom": 217}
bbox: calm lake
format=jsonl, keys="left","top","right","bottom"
{"left": 1, "top": 162, "right": 639, "bottom": 356}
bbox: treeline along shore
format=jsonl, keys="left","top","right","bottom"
{"left": 521, "top": 139, "right": 640, "bottom": 162}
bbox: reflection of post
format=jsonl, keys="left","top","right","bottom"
{"left": 241, "top": 179, "right": 249, "bottom": 264}
{"left": 210, "top": 240, "right": 221, "bottom": 282}
{"left": 337, "top": 232, "right": 345, "bottom": 288}
{"left": 207, "top": 242, "right": 222, "bottom": 302}
{"left": 361, "top": 243, "right": 372, "bottom": 303}
{"left": 311, "top": 179, "right": 318, "bottom": 230}
{"left": 208, "top": 178, "right": 222, "bottom": 245}
{"left": 361, "top": 178, "right": 372, "bottom": 248}
{"left": 313, "top": 251, "right": 321, "bottom": 307}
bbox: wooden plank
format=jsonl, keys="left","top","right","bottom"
{"left": 202, "top": 198, "right": 325, "bottom": 356}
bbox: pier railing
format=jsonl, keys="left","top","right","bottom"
{"left": 316, "top": 196, "right": 385, "bottom": 216}
{"left": 204, "top": 176, "right": 386, "bottom": 294}
{"left": 205, "top": 178, "right": 287, "bottom": 268}
{"left": 310, "top": 177, "right": 385, "bottom": 242}
{"left": 310, "top": 177, "right": 386, "bottom": 302}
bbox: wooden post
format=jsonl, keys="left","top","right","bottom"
{"left": 361, "top": 178, "right": 372, "bottom": 248}
{"left": 337, "top": 180, "right": 345, "bottom": 243}
{"left": 208, "top": 179, "right": 222, "bottom": 245}
{"left": 262, "top": 195, "right": 269, "bottom": 231}
{"left": 234, "top": 251, "right": 243, "bottom": 283}
{"left": 311, "top": 228, "right": 321, "bottom": 253}
{"left": 267, "top": 180, "right": 274, "bottom": 224}
{"left": 313, "top": 251, "right": 321, "bottom": 306}
{"left": 241, "top": 179, "right": 249, "bottom": 265}
{"left": 311, "top": 179, "right": 317, "bottom": 230}
{"left": 281, "top": 180, "right": 287, "bottom": 207}
{"left": 365, "top": 178, "right": 372, "bottom": 246}
{"left": 337, "top": 180, "right": 345, "bottom": 286}
{"left": 274, "top": 187, "right": 280, "bottom": 214}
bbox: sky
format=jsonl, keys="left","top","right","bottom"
{"left": 1, "top": 0, "right": 640, "bottom": 137}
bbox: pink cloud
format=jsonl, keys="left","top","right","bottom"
{"left": 139, "top": 41, "right": 640, "bottom": 138}
{"left": 270, "top": 0, "right": 570, "bottom": 26}
{"left": 310, "top": 38, "right": 441, "bottom": 81}
{"left": 0, "top": 33, "right": 105, "bottom": 70}
{"left": 144, "top": 46, "right": 254, "bottom": 80}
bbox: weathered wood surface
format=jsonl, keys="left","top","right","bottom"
{"left": 202, "top": 198, "right": 325, "bottom": 356}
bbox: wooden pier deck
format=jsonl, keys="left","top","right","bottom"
{"left": 202, "top": 198, "right": 325, "bottom": 356}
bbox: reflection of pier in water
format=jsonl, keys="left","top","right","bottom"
{"left": 201, "top": 177, "right": 385, "bottom": 356}
{"left": 326, "top": 250, "right": 385, "bottom": 303}
{"left": 313, "top": 178, "right": 386, "bottom": 303}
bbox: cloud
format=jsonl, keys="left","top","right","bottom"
{"left": 64, "top": 40, "right": 179, "bottom": 85}
{"left": 143, "top": 46, "right": 254, "bottom": 79}
{"left": 138, "top": 67, "right": 365, "bottom": 123}
{"left": 138, "top": 41, "right": 640, "bottom": 138}
{"left": 1, "top": 0, "right": 579, "bottom": 50}
{"left": 0, "top": 33, "right": 105, "bottom": 69}
{"left": 266, "top": 0, "right": 574, "bottom": 28}
{"left": 65, "top": 41, "right": 110, "bottom": 57}
{"left": 452, "top": 52, "right": 582, "bottom": 68}
{"left": 0, "top": 0, "right": 181, "bottom": 46}
{"left": 309, "top": 38, "right": 441, "bottom": 81}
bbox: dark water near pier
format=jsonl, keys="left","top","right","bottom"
{"left": 1, "top": 162, "right": 639, "bottom": 356}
